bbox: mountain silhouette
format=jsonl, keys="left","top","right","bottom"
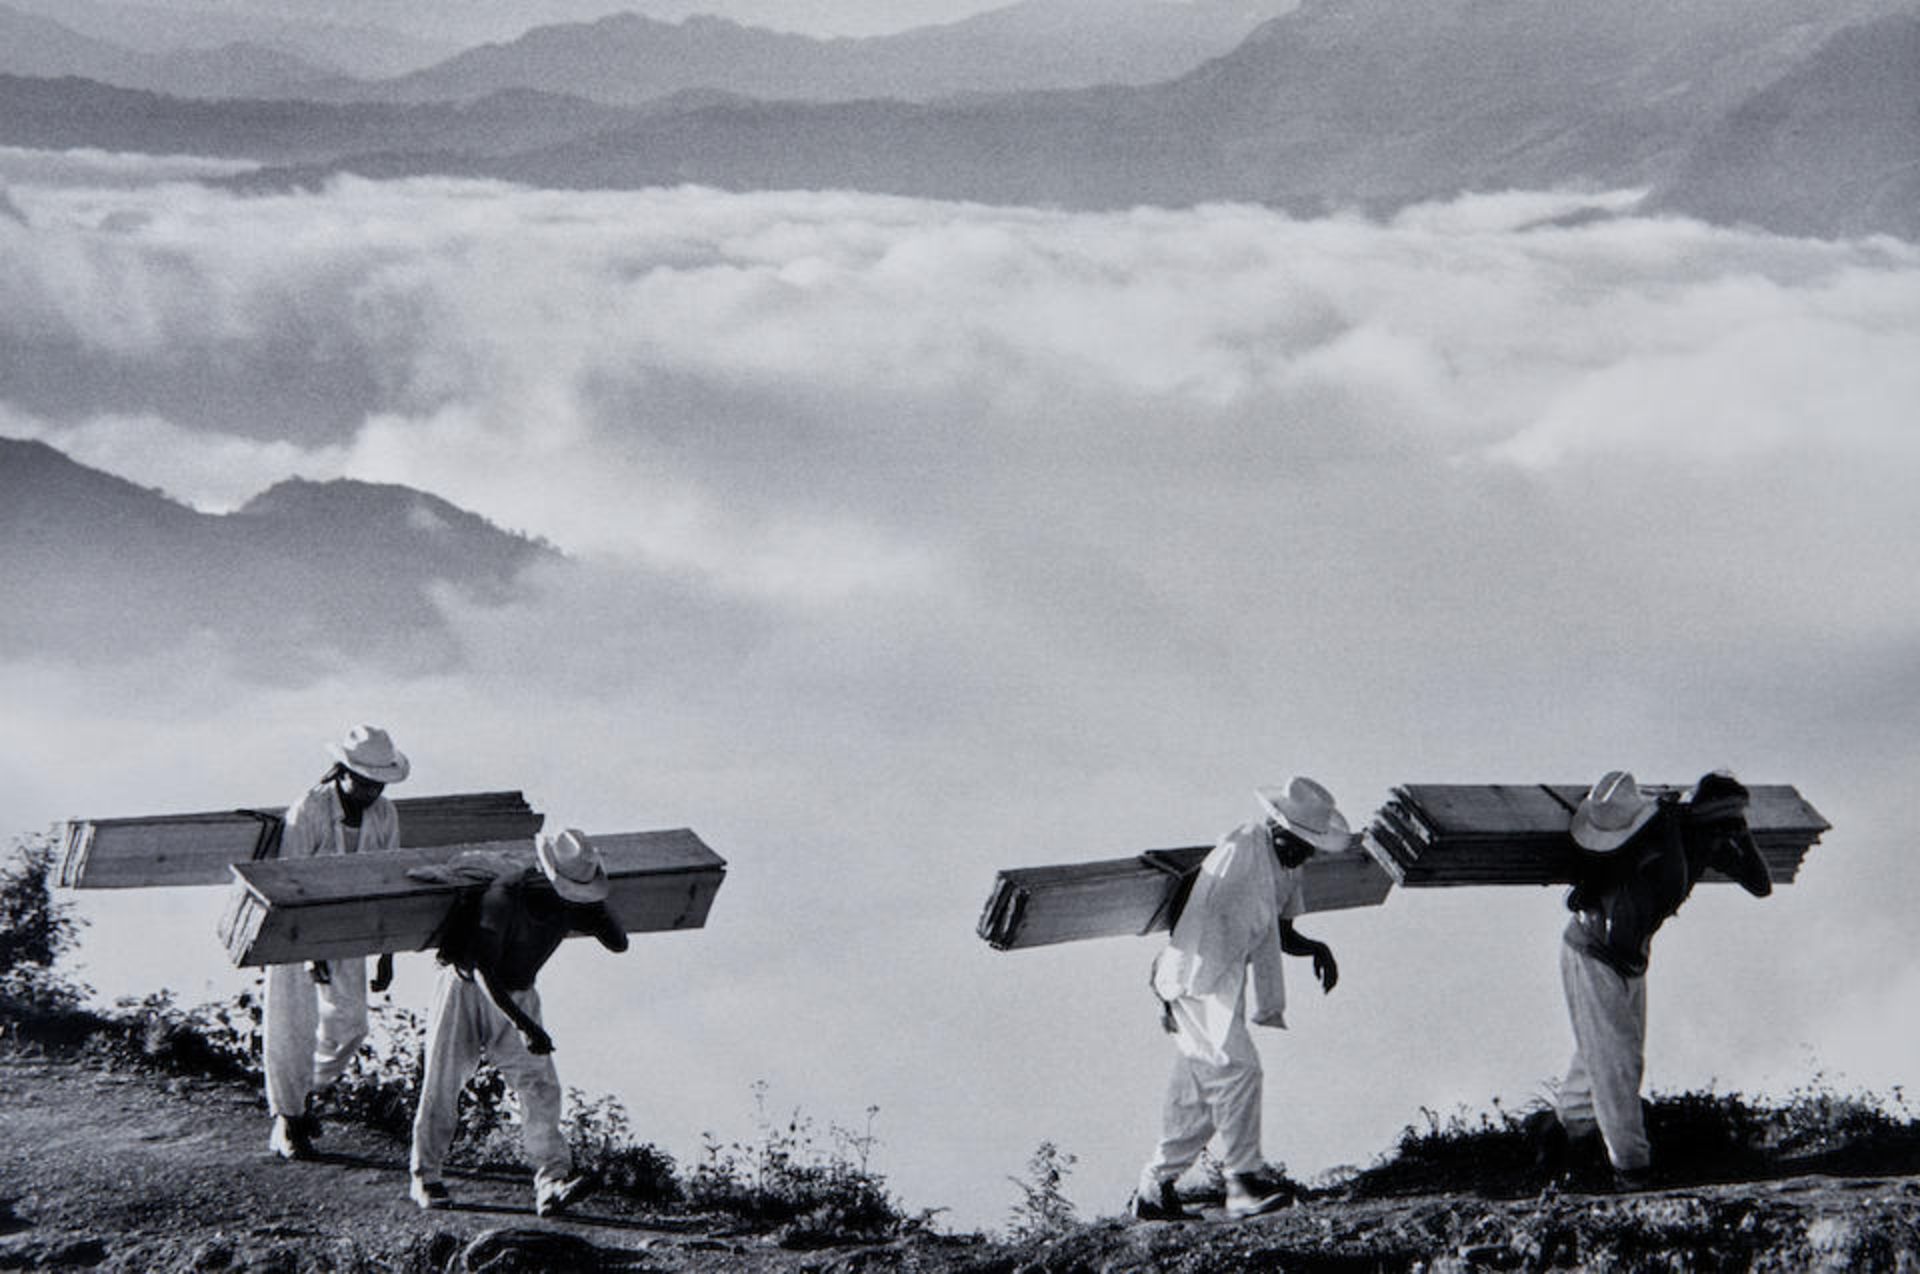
{"left": 0, "top": 2, "right": 347, "bottom": 100}
{"left": 331, "top": 0, "right": 1296, "bottom": 107}
{"left": 0, "top": 438, "right": 557, "bottom": 677}
{"left": 1649, "top": 14, "right": 1920, "bottom": 239}
{"left": 0, "top": 0, "right": 1914, "bottom": 239}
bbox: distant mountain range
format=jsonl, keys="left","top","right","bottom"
{"left": 1, "top": 0, "right": 1915, "bottom": 240}
{"left": 0, "top": 4, "right": 354, "bottom": 98}
{"left": 0, "top": 438, "right": 557, "bottom": 675}
{"left": 1646, "top": 13, "right": 1920, "bottom": 239}
{"left": 0, "top": 0, "right": 1295, "bottom": 104}
{"left": 322, "top": 0, "right": 1298, "bottom": 106}
{"left": 0, "top": 0, "right": 455, "bottom": 80}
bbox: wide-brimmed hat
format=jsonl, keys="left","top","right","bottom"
{"left": 1255, "top": 776, "right": 1353, "bottom": 854}
{"left": 326, "top": 724, "right": 410, "bottom": 784}
{"left": 537, "top": 828, "right": 610, "bottom": 903}
{"left": 1571, "top": 770, "right": 1658, "bottom": 853}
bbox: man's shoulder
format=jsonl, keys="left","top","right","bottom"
{"left": 1208, "top": 820, "right": 1266, "bottom": 856}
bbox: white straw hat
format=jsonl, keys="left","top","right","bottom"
{"left": 536, "top": 828, "right": 610, "bottom": 903}
{"left": 326, "top": 724, "right": 410, "bottom": 783}
{"left": 1255, "top": 776, "right": 1353, "bottom": 854}
{"left": 1571, "top": 770, "right": 1659, "bottom": 853}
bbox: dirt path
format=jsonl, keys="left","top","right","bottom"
{"left": 9, "top": 1052, "right": 1920, "bottom": 1272}
{"left": 0, "top": 1054, "right": 781, "bottom": 1271}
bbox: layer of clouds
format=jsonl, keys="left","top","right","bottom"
{"left": 3, "top": 156, "right": 1918, "bottom": 1226}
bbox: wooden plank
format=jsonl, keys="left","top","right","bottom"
{"left": 977, "top": 842, "right": 1394, "bottom": 952}
{"left": 59, "top": 792, "right": 544, "bottom": 889}
{"left": 1396, "top": 785, "right": 1575, "bottom": 838}
{"left": 1371, "top": 783, "right": 1826, "bottom": 889}
{"left": 219, "top": 829, "right": 725, "bottom": 966}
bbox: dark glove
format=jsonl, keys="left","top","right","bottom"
{"left": 370, "top": 953, "right": 394, "bottom": 994}
{"left": 522, "top": 1025, "right": 555, "bottom": 1056}
{"left": 307, "top": 960, "right": 331, "bottom": 986}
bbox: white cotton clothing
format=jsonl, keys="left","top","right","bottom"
{"left": 1139, "top": 986, "right": 1267, "bottom": 1188}
{"left": 264, "top": 957, "right": 368, "bottom": 1116}
{"left": 409, "top": 965, "right": 572, "bottom": 1190}
{"left": 1556, "top": 936, "right": 1651, "bottom": 1171}
{"left": 1140, "top": 821, "right": 1305, "bottom": 1190}
{"left": 1151, "top": 821, "right": 1304, "bottom": 1032}
{"left": 261, "top": 781, "right": 399, "bottom": 1117}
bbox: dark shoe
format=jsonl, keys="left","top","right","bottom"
{"left": 268, "top": 1116, "right": 314, "bottom": 1161}
{"left": 1523, "top": 1108, "right": 1569, "bottom": 1180}
{"left": 1225, "top": 1170, "right": 1296, "bottom": 1218}
{"left": 409, "top": 1178, "right": 452, "bottom": 1211}
{"left": 1130, "top": 1180, "right": 1200, "bottom": 1222}
{"left": 1610, "top": 1165, "right": 1657, "bottom": 1193}
{"left": 534, "top": 1172, "right": 597, "bottom": 1218}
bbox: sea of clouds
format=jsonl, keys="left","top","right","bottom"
{"left": 2, "top": 151, "right": 1917, "bottom": 1227}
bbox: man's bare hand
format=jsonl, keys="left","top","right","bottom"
{"left": 1311, "top": 943, "right": 1339, "bottom": 993}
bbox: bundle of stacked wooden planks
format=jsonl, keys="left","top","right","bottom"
{"left": 218, "top": 829, "right": 727, "bottom": 966}
{"left": 58, "top": 792, "right": 544, "bottom": 889}
{"left": 977, "top": 839, "right": 1393, "bottom": 952}
{"left": 1366, "top": 783, "right": 1829, "bottom": 888}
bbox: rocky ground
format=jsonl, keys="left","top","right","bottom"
{"left": 6, "top": 1052, "right": 1920, "bottom": 1273}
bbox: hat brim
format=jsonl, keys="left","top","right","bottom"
{"left": 1257, "top": 791, "right": 1354, "bottom": 855}
{"left": 536, "top": 839, "right": 609, "bottom": 903}
{"left": 1570, "top": 799, "right": 1659, "bottom": 853}
{"left": 548, "top": 872, "right": 609, "bottom": 904}
{"left": 327, "top": 744, "right": 410, "bottom": 784}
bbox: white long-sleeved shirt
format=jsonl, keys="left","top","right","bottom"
{"left": 1150, "top": 819, "right": 1304, "bottom": 1028}
{"left": 276, "top": 780, "right": 400, "bottom": 862}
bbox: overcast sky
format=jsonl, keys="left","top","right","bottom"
{"left": 3, "top": 150, "right": 1918, "bottom": 1230}
{"left": 75, "top": 0, "right": 1219, "bottom": 43}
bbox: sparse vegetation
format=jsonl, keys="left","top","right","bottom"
{"left": 685, "top": 1081, "right": 909, "bottom": 1245}
{"left": 1004, "top": 1140, "right": 1079, "bottom": 1240}
{"left": 0, "top": 843, "right": 897, "bottom": 1232}
{"left": 1342, "top": 1082, "right": 1920, "bottom": 1200}
{"left": 0, "top": 834, "right": 88, "bottom": 1015}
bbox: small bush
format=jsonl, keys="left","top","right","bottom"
{"left": 686, "top": 1083, "right": 904, "bottom": 1240}
{"left": 1344, "top": 1083, "right": 1920, "bottom": 1199}
{"left": 564, "top": 1087, "right": 681, "bottom": 1207}
{"left": 0, "top": 834, "right": 89, "bottom": 1015}
{"left": 322, "top": 1000, "right": 425, "bottom": 1141}
{"left": 1005, "top": 1141, "right": 1078, "bottom": 1240}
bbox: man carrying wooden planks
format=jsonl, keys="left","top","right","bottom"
{"left": 265, "top": 724, "right": 411, "bottom": 1161}
{"left": 1131, "top": 776, "right": 1348, "bottom": 1221}
{"left": 1531, "top": 769, "right": 1774, "bottom": 1189}
{"left": 406, "top": 828, "right": 628, "bottom": 1216}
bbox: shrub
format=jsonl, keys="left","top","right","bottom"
{"left": 0, "top": 834, "right": 89, "bottom": 1014}
{"left": 686, "top": 1082, "right": 904, "bottom": 1241}
{"left": 564, "top": 1087, "right": 681, "bottom": 1207}
{"left": 1005, "top": 1141, "right": 1079, "bottom": 1240}
{"left": 1344, "top": 1083, "right": 1920, "bottom": 1199}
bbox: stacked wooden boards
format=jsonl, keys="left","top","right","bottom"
{"left": 218, "top": 829, "right": 727, "bottom": 966}
{"left": 58, "top": 792, "right": 543, "bottom": 889}
{"left": 1366, "top": 784, "right": 1829, "bottom": 887}
{"left": 977, "top": 841, "right": 1393, "bottom": 952}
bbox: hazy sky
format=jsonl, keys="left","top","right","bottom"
{"left": 64, "top": 0, "right": 1241, "bottom": 43}
{"left": 3, "top": 149, "right": 1919, "bottom": 1229}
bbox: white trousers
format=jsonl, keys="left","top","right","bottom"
{"left": 263, "top": 958, "right": 367, "bottom": 1118}
{"left": 1139, "top": 990, "right": 1265, "bottom": 1191}
{"left": 408, "top": 966, "right": 571, "bottom": 1190}
{"left": 1557, "top": 939, "right": 1651, "bottom": 1171}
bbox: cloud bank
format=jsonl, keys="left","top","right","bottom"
{"left": 3, "top": 155, "right": 1918, "bottom": 1226}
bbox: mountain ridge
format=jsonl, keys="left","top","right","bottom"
{"left": 0, "top": 437, "right": 558, "bottom": 674}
